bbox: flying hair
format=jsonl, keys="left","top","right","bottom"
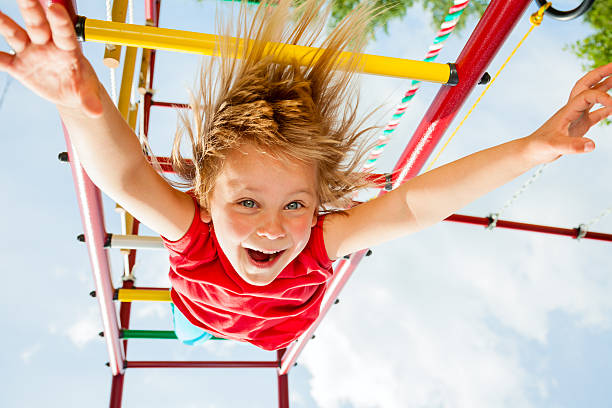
{"left": 168, "top": 0, "right": 384, "bottom": 212}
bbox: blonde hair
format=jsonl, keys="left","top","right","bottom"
{"left": 170, "top": 0, "right": 382, "bottom": 212}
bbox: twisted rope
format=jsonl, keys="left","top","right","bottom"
{"left": 361, "top": 0, "right": 469, "bottom": 171}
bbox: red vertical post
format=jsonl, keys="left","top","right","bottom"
{"left": 281, "top": 0, "right": 534, "bottom": 375}
{"left": 144, "top": 92, "right": 152, "bottom": 136}
{"left": 144, "top": 0, "right": 161, "bottom": 137}
{"left": 112, "top": 0, "right": 162, "bottom": 405}
{"left": 109, "top": 374, "right": 125, "bottom": 408}
{"left": 144, "top": 0, "right": 157, "bottom": 22}
{"left": 277, "top": 349, "right": 290, "bottom": 408}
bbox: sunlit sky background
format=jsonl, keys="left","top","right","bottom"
{"left": 1, "top": 0, "right": 611, "bottom": 407}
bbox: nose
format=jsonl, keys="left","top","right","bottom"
{"left": 256, "top": 212, "right": 286, "bottom": 240}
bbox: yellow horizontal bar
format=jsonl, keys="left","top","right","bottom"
{"left": 118, "top": 288, "right": 171, "bottom": 302}
{"left": 82, "top": 18, "right": 452, "bottom": 84}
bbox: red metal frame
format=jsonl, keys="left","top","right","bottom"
{"left": 46, "top": 0, "right": 126, "bottom": 378}
{"left": 55, "top": 0, "right": 608, "bottom": 406}
{"left": 151, "top": 100, "right": 190, "bottom": 109}
{"left": 127, "top": 361, "right": 279, "bottom": 368}
{"left": 50, "top": 1, "right": 290, "bottom": 406}
{"left": 393, "top": 0, "right": 535, "bottom": 186}
{"left": 61, "top": 122, "right": 126, "bottom": 376}
{"left": 447, "top": 214, "right": 612, "bottom": 242}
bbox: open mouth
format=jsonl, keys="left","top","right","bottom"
{"left": 245, "top": 248, "right": 285, "bottom": 267}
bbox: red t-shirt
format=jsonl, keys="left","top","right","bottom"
{"left": 161, "top": 202, "right": 334, "bottom": 351}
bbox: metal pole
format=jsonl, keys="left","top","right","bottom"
{"left": 151, "top": 100, "right": 190, "bottom": 109}
{"left": 446, "top": 214, "right": 612, "bottom": 242}
{"left": 78, "top": 19, "right": 457, "bottom": 83}
{"left": 127, "top": 361, "right": 279, "bottom": 368}
{"left": 109, "top": 373, "right": 125, "bottom": 408}
{"left": 143, "top": 0, "right": 161, "bottom": 141}
{"left": 60, "top": 99, "right": 125, "bottom": 377}
{"left": 280, "top": 0, "right": 534, "bottom": 375}
{"left": 393, "top": 0, "right": 533, "bottom": 185}
{"left": 45, "top": 0, "right": 126, "bottom": 377}
{"left": 276, "top": 349, "right": 290, "bottom": 408}
{"left": 107, "top": 219, "right": 612, "bottom": 255}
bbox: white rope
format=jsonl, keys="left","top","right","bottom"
{"left": 487, "top": 163, "right": 548, "bottom": 229}
{"left": 105, "top": 0, "right": 117, "bottom": 104}
{"left": 128, "top": 0, "right": 136, "bottom": 106}
{"left": 105, "top": 0, "right": 112, "bottom": 20}
{"left": 585, "top": 206, "right": 612, "bottom": 228}
{"left": 497, "top": 163, "right": 548, "bottom": 218}
{"left": 577, "top": 205, "right": 612, "bottom": 240}
{"left": 113, "top": 0, "right": 136, "bottom": 112}
{"left": 138, "top": 93, "right": 147, "bottom": 149}
{"left": 0, "top": 75, "right": 12, "bottom": 113}
{"left": 128, "top": 0, "right": 134, "bottom": 24}
{"left": 109, "top": 69, "right": 118, "bottom": 104}
{"left": 488, "top": 162, "right": 610, "bottom": 238}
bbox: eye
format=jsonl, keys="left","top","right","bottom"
{"left": 285, "top": 201, "right": 304, "bottom": 210}
{"left": 239, "top": 199, "right": 257, "bottom": 208}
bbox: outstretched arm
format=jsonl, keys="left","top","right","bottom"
{"left": 0, "top": 1, "right": 193, "bottom": 240}
{"left": 324, "top": 63, "right": 612, "bottom": 260}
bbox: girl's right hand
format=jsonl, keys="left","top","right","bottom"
{"left": 0, "top": 0, "right": 102, "bottom": 117}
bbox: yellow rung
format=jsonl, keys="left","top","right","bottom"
{"left": 137, "top": 48, "right": 152, "bottom": 94}
{"left": 117, "top": 46, "right": 138, "bottom": 119}
{"left": 102, "top": 0, "right": 129, "bottom": 68}
{"left": 79, "top": 18, "right": 455, "bottom": 84}
{"left": 117, "top": 288, "right": 171, "bottom": 302}
{"left": 127, "top": 101, "right": 138, "bottom": 130}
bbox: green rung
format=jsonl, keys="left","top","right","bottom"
{"left": 221, "top": 0, "right": 263, "bottom": 4}
{"left": 121, "top": 329, "right": 226, "bottom": 340}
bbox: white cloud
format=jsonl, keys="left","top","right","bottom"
{"left": 298, "top": 216, "right": 612, "bottom": 408}
{"left": 292, "top": 18, "right": 612, "bottom": 408}
{"left": 52, "top": 264, "right": 89, "bottom": 284}
{"left": 134, "top": 302, "right": 170, "bottom": 320}
{"left": 129, "top": 245, "right": 173, "bottom": 287}
{"left": 20, "top": 343, "right": 42, "bottom": 364}
{"left": 290, "top": 390, "right": 306, "bottom": 405}
{"left": 65, "top": 306, "right": 101, "bottom": 349}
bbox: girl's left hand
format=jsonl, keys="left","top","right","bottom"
{"left": 525, "top": 62, "right": 612, "bottom": 164}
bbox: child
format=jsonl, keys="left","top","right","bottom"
{"left": 0, "top": 0, "right": 610, "bottom": 351}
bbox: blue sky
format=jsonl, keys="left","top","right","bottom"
{"left": 0, "top": 0, "right": 611, "bottom": 407}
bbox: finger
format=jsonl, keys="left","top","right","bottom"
{"left": 578, "top": 138, "right": 595, "bottom": 154}
{"left": 569, "top": 62, "right": 612, "bottom": 100}
{"left": 46, "top": 3, "right": 79, "bottom": 52}
{"left": 558, "top": 135, "right": 595, "bottom": 155}
{"left": 16, "top": 0, "right": 51, "bottom": 45}
{"left": 0, "top": 51, "right": 16, "bottom": 72}
{"left": 593, "top": 75, "right": 612, "bottom": 94}
{"left": 587, "top": 106, "right": 612, "bottom": 127}
{"left": 0, "top": 10, "right": 30, "bottom": 53}
{"left": 563, "top": 89, "right": 612, "bottom": 124}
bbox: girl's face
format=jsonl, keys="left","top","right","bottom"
{"left": 200, "top": 143, "right": 318, "bottom": 286}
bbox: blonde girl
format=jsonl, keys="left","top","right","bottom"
{"left": 0, "top": 0, "right": 610, "bottom": 349}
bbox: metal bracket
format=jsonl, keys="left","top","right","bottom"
{"left": 575, "top": 223, "right": 588, "bottom": 241}
{"left": 486, "top": 213, "right": 499, "bottom": 230}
